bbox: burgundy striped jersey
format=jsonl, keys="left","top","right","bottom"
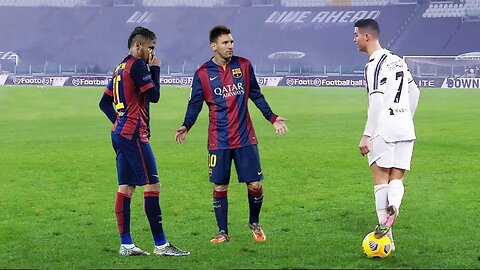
{"left": 104, "top": 55, "right": 157, "bottom": 142}
{"left": 182, "top": 56, "right": 277, "bottom": 150}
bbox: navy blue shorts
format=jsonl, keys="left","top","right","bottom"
{"left": 111, "top": 132, "right": 159, "bottom": 186}
{"left": 208, "top": 145, "right": 263, "bottom": 184}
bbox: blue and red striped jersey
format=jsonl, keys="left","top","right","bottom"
{"left": 104, "top": 55, "right": 158, "bottom": 142}
{"left": 182, "top": 56, "right": 277, "bottom": 150}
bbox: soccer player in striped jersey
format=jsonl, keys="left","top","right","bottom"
{"left": 99, "top": 26, "right": 189, "bottom": 257}
{"left": 175, "top": 25, "right": 288, "bottom": 243}
{"left": 354, "top": 19, "right": 420, "bottom": 250}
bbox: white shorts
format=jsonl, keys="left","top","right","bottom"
{"left": 368, "top": 136, "right": 415, "bottom": 170}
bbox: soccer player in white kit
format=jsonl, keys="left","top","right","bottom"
{"left": 353, "top": 19, "right": 420, "bottom": 250}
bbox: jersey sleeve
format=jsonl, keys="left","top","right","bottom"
{"left": 104, "top": 78, "right": 113, "bottom": 96}
{"left": 363, "top": 91, "right": 384, "bottom": 136}
{"left": 363, "top": 63, "right": 385, "bottom": 136}
{"left": 99, "top": 80, "right": 116, "bottom": 124}
{"left": 248, "top": 64, "right": 277, "bottom": 123}
{"left": 130, "top": 59, "right": 155, "bottom": 93}
{"left": 364, "top": 65, "right": 371, "bottom": 94}
{"left": 365, "top": 61, "right": 383, "bottom": 95}
{"left": 182, "top": 72, "right": 204, "bottom": 130}
{"left": 406, "top": 69, "right": 420, "bottom": 117}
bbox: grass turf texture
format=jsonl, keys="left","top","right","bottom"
{"left": 0, "top": 86, "right": 478, "bottom": 269}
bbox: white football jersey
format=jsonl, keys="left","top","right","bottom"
{"left": 363, "top": 48, "right": 420, "bottom": 142}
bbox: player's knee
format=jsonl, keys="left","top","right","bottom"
{"left": 118, "top": 184, "right": 136, "bottom": 196}
{"left": 127, "top": 185, "right": 136, "bottom": 196}
{"left": 145, "top": 182, "right": 161, "bottom": 193}
{"left": 247, "top": 181, "right": 262, "bottom": 192}
{"left": 213, "top": 184, "right": 228, "bottom": 192}
{"left": 389, "top": 168, "right": 405, "bottom": 181}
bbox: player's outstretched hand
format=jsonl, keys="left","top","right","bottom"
{"left": 175, "top": 126, "right": 188, "bottom": 144}
{"left": 358, "top": 135, "right": 371, "bottom": 156}
{"left": 148, "top": 52, "right": 161, "bottom": 67}
{"left": 273, "top": 116, "right": 288, "bottom": 135}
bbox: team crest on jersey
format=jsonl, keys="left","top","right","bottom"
{"left": 232, "top": 68, "right": 242, "bottom": 78}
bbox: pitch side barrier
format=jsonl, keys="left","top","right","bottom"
{"left": 0, "top": 74, "right": 478, "bottom": 89}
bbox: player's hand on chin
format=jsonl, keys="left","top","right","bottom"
{"left": 273, "top": 116, "right": 288, "bottom": 136}
{"left": 175, "top": 126, "right": 188, "bottom": 144}
{"left": 148, "top": 53, "right": 161, "bottom": 67}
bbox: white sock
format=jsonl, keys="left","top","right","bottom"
{"left": 388, "top": 179, "right": 405, "bottom": 212}
{"left": 374, "top": 184, "right": 389, "bottom": 223}
{"left": 122, "top": 244, "right": 135, "bottom": 249}
{"left": 387, "top": 228, "right": 394, "bottom": 243}
{"left": 155, "top": 243, "right": 168, "bottom": 249}
{"left": 388, "top": 229, "right": 396, "bottom": 251}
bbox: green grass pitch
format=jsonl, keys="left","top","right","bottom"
{"left": 0, "top": 85, "right": 478, "bottom": 269}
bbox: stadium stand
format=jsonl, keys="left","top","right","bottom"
{"left": 143, "top": 0, "right": 223, "bottom": 7}
{"left": 422, "top": 2, "right": 465, "bottom": 18}
{"left": 0, "top": 0, "right": 478, "bottom": 75}
{"left": 0, "top": 0, "right": 85, "bottom": 7}
{"left": 281, "top": 0, "right": 389, "bottom": 7}
{"left": 422, "top": 0, "right": 480, "bottom": 18}
{"left": 464, "top": 0, "right": 480, "bottom": 17}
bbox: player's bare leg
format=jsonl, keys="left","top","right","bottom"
{"left": 247, "top": 180, "right": 266, "bottom": 242}
{"left": 211, "top": 184, "right": 229, "bottom": 243}
{"left": 118, "top": 184, "right": 136, "bottom": 195}
{"left": 370, "top": 163, "right": 390, "bottom": 186}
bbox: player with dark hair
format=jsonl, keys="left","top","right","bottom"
{"left": 175, "top": 25, "right": 288, "bottom": 243}
{"left": 99, "top": 26, "right": 189, "bottom": 257}
{"left": 354, "top": 19, "right": 420, "bottom": 251}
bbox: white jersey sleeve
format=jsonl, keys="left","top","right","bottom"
{"left": 363, "top": 49, "right": 420, "bottom": 142}
{"left": 407, "top": 72, "right": 420, "bottom": 117}
{"left": 363, "top": 53, "right": 386, "bottom": 137}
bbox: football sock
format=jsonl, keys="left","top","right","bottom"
{"left": 374, "top": 184, "right": 389, "bottom": 224}
{"left": 213, "top": 190, "right": 228, "bottom": 234}
{"left": 387, "top": 228, "right": 394, "bottom": 243}
{"left": 155, "top": 243, "right": 168, "bottom": 249}
{"left": 388, "top": 179, "right": 405, "bottom": 213}
{"left": 144, "top": 191, "right": 167, "bottom": 246}
{"left": 115, "top": 192, "right": 133, "bottom": 245}
{"left": 248, "top": 186, "right": 263, "bottom": 225}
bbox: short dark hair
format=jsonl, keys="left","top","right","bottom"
{"left": 209, "top": 25, "right": 231, "bottom": 43}
{"left": 354, "top": 19, "right": 380, "bottom": 37}
{"left": 128, "top": 26, "right": 156, "bottom": 49}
